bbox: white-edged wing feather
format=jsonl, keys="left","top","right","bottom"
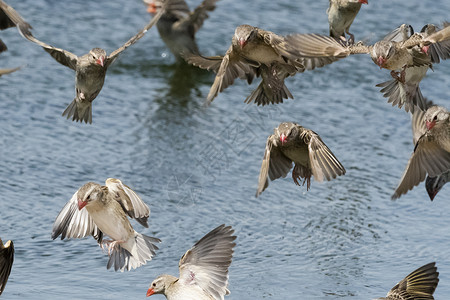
{"left": 105, "top": 178, "right": 150, "bottom": 227}
{"left": 178, "top": 225, "right": 236, "bottom": 300}
{"left": 51, "top": 190, "right": 103, "bottom": 243}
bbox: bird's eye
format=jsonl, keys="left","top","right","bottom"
{"left": 152, "top": 283, "right": 156, "bottom": 287}
{"left": 86, "top": 195, "right": 90, "bottom": 200}
{"left": 433, "top": 116, "right": 437, "bottom": 121}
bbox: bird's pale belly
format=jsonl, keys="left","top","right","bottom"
{"left": 167, "top": 284, "right": 213, "bottom": 300}
{"left": 87, "top": 206, "right": 131, "bottom": 242}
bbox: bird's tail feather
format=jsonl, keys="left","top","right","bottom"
{"left": 62, "top": 98, "right": 92, "bottom": 124}
{"left": 107, "top": 233, "right": 160, "bottom": 272}
{"left": 376, "top": 79, "right": 426, "bottom": 113}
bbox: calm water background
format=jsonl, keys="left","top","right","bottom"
{"left": 0, "top": 0, "right": 450, "bottom": 299}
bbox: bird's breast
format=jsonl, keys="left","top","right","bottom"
{"left": 241, "top": 42, "right": 284, "bottom": 65}
{"left": 166, "top": 282, "right": 213, "bottom": 300}
{"left": 87, "top": 202, "right": 133, "bottom": 242}
{"left": 281, "top": 143, "right": 310, "bottom": 166}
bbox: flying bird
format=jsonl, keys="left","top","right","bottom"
{"left": 393, "top": 100, "right": 450, "bottom": 201}
{"left": 375, "top": 262, "right": 439, "bottom": 300}
{"left": 16, "top": 1, "right": 169, "bottom": 124}
{"left": 0, "top": 238, "right": 14, "bottom": 296}
{"left": 0, "top": 0, "right": 31, "bottom": 75}
{"left": 147, "top": 224, "right": 236, "bottom": 300}
{"left": 52, "top": 178, "right": 160, "bottom": 272}
{"left": 392, "top": 105, "right": 450, "bottom": 199}
{"left": 377, "top": 23, "right": 450, "bottom": 113}
{"left": 256, "top": 122, "right": 346, "bottom": 197}
{"left": 327, "top": 0, "right": 368, "bottom": 43}
{"left": 144, "top": 0, "right": 220, "bottom": 62}
{"left": 185, "top": 24, "right": 337, "bottom": 106}
{"left": 283, "top": 22, "right": 450, "bottom": 112}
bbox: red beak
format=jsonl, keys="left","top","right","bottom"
{"left": 147, "top": 3, "right": 157, "bottom": 14}
{"left": 146, "top": 288, "right": 155, "bottom": 297}
{"left": 359, "top": 0, "right": 368, "bottom": 4}
{"left": 426, "top": 120, "right": 436, "bottom": 130}
{"left": 280, "top": 134, "right": 287, "bottom": 145}
{"left": 377, "top": 56, "right": 385, "bottom": 69}
{"left": 96, "top": 56, "right": 105, "bottom": 67}
{"left": 239, "top": 38, "right": 246, "bottom": 49}
{"left": 77, "top": 199, "right": 87, "bottom": 211}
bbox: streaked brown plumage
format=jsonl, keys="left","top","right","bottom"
{"left": 185, "top": 24, "right": 336, "bottom": 106}
{"left": 256, "top": 122, "right": 346, "bottom": 197}
{"left": 283, "top": 22, "right": 450, "bottom": 112}
{"left": 0, "top": 238, "right": 14, "bottom": 296}
{"left": 52, "top": 178, "right": 160, "bottom": 272}
{"left": 392, "top": 105, "right": 450, "bottom": 199}
{"left": 327, "top": 0, "right": 368, "bottom": 43}
{"left": 144, "top": 0, "right": 219, "bottom": 62}
{"left": 375, "top": 262, "right": 439, "bottom": 300}
{"left": 147, "top": 224, "right": 236, "bottom": 300}
{"left": 16, "top": 2, "right": 169, "bottom": 123}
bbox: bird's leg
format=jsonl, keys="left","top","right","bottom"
{"left": 346, "top": 30, "right": 355, "bottom": 45}
{"left": 292, "top": 168, "right": 301, "bottom": 186}
{"left": 100, "top": 239, "right": 114, "bottom": 251}
{"left": 399, "top": 66, "right": 407, "bottom": 83}
{"left": 390, "top": 70, "right": 405, "bottom": 84}
{"left": 107, "top": 240, "right": 125, "bottom": 255}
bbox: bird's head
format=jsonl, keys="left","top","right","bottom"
{"left": 372, "top": 41, "right": 394, "bottom": 69}
{"left": 147, "top": 275, "right": 176, "bottom": 297}
{"left": 276, "top": 122, "right": 296, "bottom": 146}
{"left": 424, "top": 105, "right": 448, "bottom": 131}
{"left": 420, "top": 24, "right": 436, "bottom": 54}
{"left": 425, "top": 175, "right": 447, "bottom": 201}
{"left": 143, "top": 0, "right": 162, "bottom": 14}
{"left": 77, "top": 182, "right": 103, "bottom": 210}
{"left": 235, "top": 24, "right": 256, "bottom": 49}
{"left": 89, "top": 48, "right": 107, "bottom": 67}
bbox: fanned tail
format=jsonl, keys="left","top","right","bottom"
{"left": 62, "top": 98, "right": 92, "bottom": 124}
{"left": 107, "top": 233, "right": 160, "bottom": 272}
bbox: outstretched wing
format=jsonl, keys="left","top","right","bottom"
{"left": 283, "top": 33, "right": 370, "bottom": 59}
{"left": 178, "top": 224, "right": 236, "bottom": 300}
{"left": 17, "top": 23, "right": 78, "bottom": 70}
{"left": 205, "top": 45, "right": 257, "bottom": 104}
{"left": 0, "top": 0, "right": 32, "bottom": 30}
{"left": 178, "top": 0, "right": 219, "bottom": 34}
{"left": 106, "top": 0, "right": 171, "bottom": 67}
{"left": 385, "top": 262, "right": 439, "bottom": 299}
{"left": 51, "top": 190, "right": 103, "bottom": 243}
{"left": 105, "top": 178, "right": 150, "bottom": 228}
{"left": 255, "top": 134, "right": 292, "bottom": 197}
{"left": 392, "top": 134, "right": 450, "bottom": 199}
{"left": 0, "top": 66, "right": 21, "bottom": 77}
{"left": 301, "top": 128, "right": 346, "bottom": 182}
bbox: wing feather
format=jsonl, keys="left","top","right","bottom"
{"left": 178, "top": 225, "right": 236, "bottom": 300}
{"left": 105, "top": 178, "right": 150, "bottom": 228}
{"left": 51, "top": 190, "right": 103, "bottom": 243}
